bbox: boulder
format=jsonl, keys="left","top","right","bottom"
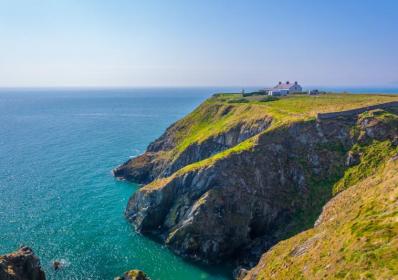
{"left": 115, "top": 269, "right": 150, "bottom": 280}
{"left": 0, "top": 246, "right": 46, "bottom": 280}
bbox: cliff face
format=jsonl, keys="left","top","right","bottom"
{"left": 126, "top": 118, "right": 352, "bottom": 263}
{"left": 0, "top": 247, "right": 46, "bottom": 280}
{"left": 116, "top": 94, "right": 398, "bottom": 277}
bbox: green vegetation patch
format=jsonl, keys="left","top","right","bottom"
{"left": 333, "top": 110, "right": 398, "bottom": 194}
{"left": 333, "top": 140, "right": 398, "bottom": 194}
{"left": 169, "top": 98, "right": 271, "bottom": 156}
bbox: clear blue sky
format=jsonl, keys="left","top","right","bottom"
{"left": 0, "top": 0, "right": 397, "bottom": 87}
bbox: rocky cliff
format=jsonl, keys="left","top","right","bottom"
{"left": 0, "top": 247, "right": 46, "bottom": 280}
{"left": 244, "top": 155, "right": 398, "bottom": 280}
{"left": 115, "top": 93, "right": 398, "bottom": 278}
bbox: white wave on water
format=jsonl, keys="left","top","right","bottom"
{"left": 73, "top": 113, "right": 156, "bottom": 118}
{"left": 50, "top": 258, "right": 71, "bottom": 270}
{"left": 129, "top": 149, "right": 143, "bottom": 158}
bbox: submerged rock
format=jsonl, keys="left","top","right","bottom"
{"left": 0, "top": 246, "right": 46, "bottom": 280}
{"left": 115, "top": 269, "right": 150, "bottom": 280}
{"left": 52, "top": 260, "right": 62, "bottom": 270}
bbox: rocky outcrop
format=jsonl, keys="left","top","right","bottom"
{"left": 0, "top": 247, "right": 46, "bottom": 280}
{"left": 115, "top": 269, "right": 150, "bottom": 280}
{"left": 316, "top": 101, "right": 398, "bottom": 120}
{"left": 113, "top": 110, "right": 272, "bottom": 184}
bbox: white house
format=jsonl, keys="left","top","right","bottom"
{"left": 267, "top": 81, "right": 302, "bottom": 96}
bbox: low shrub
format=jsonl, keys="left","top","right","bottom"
{"left": 259, "top": 96, "right": 280, "bottom": 102}
{"left": 227, "top": 98, "right": 249, "bottom": 103}
{"left": 243, "top": 91, "right": 267, "bottom": 97}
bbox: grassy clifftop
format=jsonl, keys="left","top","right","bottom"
{"left": 245, "top": 158, "right": 398, "bottom": 280}
{"left": 213, "top": 93, "right": 398, "bottom": 122}
{"left": 144, "top": 93, "right": 398, "bottom": 189}
{"left": 161, "top": 93, "right": 398, "bottom": 153}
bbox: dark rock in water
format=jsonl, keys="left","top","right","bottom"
{"left": 113, "top": 153, "right": 157, "bottom": 184}
{"left": 0, "top": 246, "right": 46, "bottom": 280}
{"left": 52, "top": 260, "right": 61, "bottom": 270}
{"left": 115, "top": 269, "right": 150, "bottom": 280}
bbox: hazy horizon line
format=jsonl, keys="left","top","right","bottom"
{"left": 1, "top": 84, "right": 398, "bottom": 90}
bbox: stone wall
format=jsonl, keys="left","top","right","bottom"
{"left": 317, "top": 101, "right": 398, "bottom": 120}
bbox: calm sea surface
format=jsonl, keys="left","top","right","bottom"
{"left": 0, "top": 88, "right": 234, "bottom": 280}
{"left": 1, "top": 87, "right": 397, "bottom": 280}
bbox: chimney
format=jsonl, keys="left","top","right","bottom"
{"left": 286, "top": 81, "right": 290, "bottom": 84}
{"left": 295, "top": 81, "right": 298, "bottom": 85}
{"left": 279, "top": 81, "right": 282, "bottom": 85}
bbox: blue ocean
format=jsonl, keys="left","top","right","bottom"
{"left": 1, "top": 87, "right": 397, "bottom": 280}
{"left": 0, "top": 88, "right": 234, "bottom": 280}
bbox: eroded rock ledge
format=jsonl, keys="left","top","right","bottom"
{"left": 113, "top": 117, "right": 271, "bottom": 184}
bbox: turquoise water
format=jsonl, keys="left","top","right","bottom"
{"left": 0, "top": 88, "right": 232, "bottom": 280}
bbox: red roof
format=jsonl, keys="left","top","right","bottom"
{"left": 273, "top": 81, "right": 299, "bottom": 90}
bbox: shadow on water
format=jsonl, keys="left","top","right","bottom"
{"left": 125, "top": 220, "right": 234, "bottom": 279}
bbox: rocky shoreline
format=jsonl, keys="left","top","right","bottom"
{"left": 0, "top": 247, "right": 151, "bottom": 280}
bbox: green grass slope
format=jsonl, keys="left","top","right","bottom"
{"left": 244, "top": 155, "right": 398, "bottom": 280}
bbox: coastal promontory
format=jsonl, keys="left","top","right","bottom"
{"left": 115, "top": 93, "right": 398, "bottom": 279}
